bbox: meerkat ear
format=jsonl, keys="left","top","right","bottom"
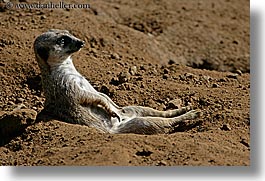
{"left": 48, "top": 29, "right": 56, "bottom": 33}
{"left": 37, "top": 47, "right": 49, "bottom": 62}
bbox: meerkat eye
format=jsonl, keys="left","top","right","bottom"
{"left": 56, "top": 36, "right": 72, "bottom": 46}
{"left": 56, "top": 37, "right": 64, "bottom": 46}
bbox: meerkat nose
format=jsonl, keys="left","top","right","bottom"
{"left": 76, "top": 40, "right": 85, "bottom": 49}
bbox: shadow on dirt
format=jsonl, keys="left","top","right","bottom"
{"left": 170, "top": 120, "right": 204, "bottom": 133}
{"left": 24, "top": 74, "right": 42, "bottom": 95}
{"left": 0, "top": 109, "right": 37, "bottom": 146}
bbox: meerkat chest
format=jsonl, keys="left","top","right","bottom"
{"left": 53, "top": 58, "right": 98, "bottom": 94}
{"left": 75, "top": 75, "right": 98, "bottom": 93}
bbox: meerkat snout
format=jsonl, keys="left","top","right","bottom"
{"left": 61, "top": 35, "right": 85, "bottom": 54}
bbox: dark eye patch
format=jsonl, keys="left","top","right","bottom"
{"left": 56, "top": 35, "right": 72, "bottom": 46}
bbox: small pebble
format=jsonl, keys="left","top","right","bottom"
{"left": 227, "top": 74, "right": 238, "bottom": 79}
{"left": 40, "top": 15, "right": 46, "bottom": 20}
{"left": 167, "top": 99, "right": 182, "bottom": 109}
{"left": 212, "top": 83, "right": 219, "bottom": 88}
{"left": 129, "top": 66, "right": 137, "bottom": 76}
{"left": 220, "top": 124, "right": 231, "bottom": 131}
{"left": 235, "top": 69, "right": 242, "bottom": 76}
{"left": 17, "top": 98, "right": 24, "bottom": 103}
{"left": 110, "top": 53, "right": 119, "bottom": 60}
{"left": 168, "top": 59, "right": 176, "bottom": 65}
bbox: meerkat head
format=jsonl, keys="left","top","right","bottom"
{"left": 34, "top": 29, "right": 85, "bottom": 68}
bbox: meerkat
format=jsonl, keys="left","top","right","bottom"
{"left": 33, "top": 29, "right": 201, "bottom": 134}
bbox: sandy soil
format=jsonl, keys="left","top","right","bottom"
{"left": 0, "top": 0, "right": 250, "bottom": 166}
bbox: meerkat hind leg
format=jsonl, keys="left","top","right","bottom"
{"left": 111, "top": 110, "right": 200, "bottom": 134}
{"left": 121, "top": 105, "right": 192, "bottom": 118}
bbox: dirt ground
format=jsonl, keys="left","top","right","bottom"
{"left": 0, "top": 0, "right": 250, "bottom": 166}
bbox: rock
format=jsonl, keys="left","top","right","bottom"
{"left": 140, "top": 82, "right": 146, "bottom": 88}
{"left": 110, "top": 53, "right": 120, "bottom": 60}
{"left": 140, "top": 65, "right": 146, "bottom": 70}
{"left": 124, "top": 83, "right": 134, "bottom": 90}
{"left": 168, "top": 59, "right": 176, "bottom": 65}
{"left": 13, "top": 103, "right": 26, "bottom": 111}
{"left": 163, "top": 68, "right": 169, "bottom": 74}
{"left": 7, "top": 101, "right": 15, "bottom": 105}
{"left": 198, "top": 98, "right": 210, "bottom": 106}
{"left": 110, "top": 72, "right": 131, "bottom": 86}
{"left": 151, "top": 67, "right": 158, "bottom": 74}
{"left": 40, "top": 15, "right": 46, "bottom": 20}
{"left": 162, "top": 74, "right": 169, "bottom": 79}
{"left": 129, "top": 66, "right": 137, "bottom": 76}
{"left": 110, "top": 77, "right": 120, "bottom": 86}
{"left": 212, "top": 83, "right": 219, "bottom": 88}
{"left": 167, "top": 99, "right": 182, "bottom": 109}
{"left": 180, "top": 73, "right": 196, "bottom": 80}
{"left": 235, "top": 69, "right": 242, "bottom": 76}
{"left": 226, "top": 74, "right": 238, "bottom": 79}
{"left": 202, "top": 75, "right": 212, "bottom": 82}
{"left": 185, "top": 73, "right": 196, "bottom": 78}
{"left": 100, "top": 84, "right": 114, "bottom": 97}
{"left": 118, "top": 72, "right": 131, "bottom": 83}
{"left": 156, "top": 160, "right": 167, "bottom": 166}
{"left": 219, "top": 78, "right": 228, "bottom": 82}
{"left": 90, "top": 48, "right": 98, "bottom": 55}
{"left": 220, "top": 124, "right": 231, "bottom": 131}
{"left": 17, "top": 98, "right": 24, "bottom": 103}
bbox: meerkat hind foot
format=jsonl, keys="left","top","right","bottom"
{"left": 167, "top": 105, "right": 193, "bottom": 117}
{"left": 164, "top": 109, "right": 202, "bottom": 127}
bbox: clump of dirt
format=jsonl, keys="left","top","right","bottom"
{"left": 0, "top": 0, "right": 249, "bottom": 166}
{"left": 0, "top": 109, "right": 37, "bottom": 145}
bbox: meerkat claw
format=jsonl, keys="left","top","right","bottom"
{"left": 111, "top": 112, "right": 120, "bottom": 122}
